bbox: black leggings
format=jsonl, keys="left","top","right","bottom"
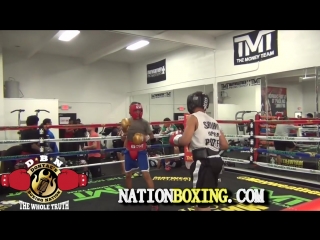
{"left": 88, "top": 157, "right": 102, "bottom": 178}
{"left": 190, "top": 157, "right": 224, "bottom": 208}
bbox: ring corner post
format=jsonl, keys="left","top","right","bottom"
{"left": 183, "top": 113, "right": 193, "bottom": 169}
{"left": 253, "top": 114, "right": 261, "bottom": 163}
{"left": 39, "top": 125, "right": 47, "bottom": 163}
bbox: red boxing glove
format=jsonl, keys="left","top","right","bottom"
{"left": 169, "top": 131, "right": 183, "bottom": 146}
{"left": 57, "top": 169, "right": 88, "bottom": 191}
{"left": 1, "top": 169, "right": 31, "bottom": 191}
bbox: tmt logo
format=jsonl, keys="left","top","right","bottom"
{"left": 233, "top": 30, "right": 278, "bottom": 65}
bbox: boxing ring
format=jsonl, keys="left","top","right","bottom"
{"left": 1, "top": 115, "right": 320, "bottom": 211}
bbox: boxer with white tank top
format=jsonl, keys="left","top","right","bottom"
{"left": 169, "top": 91, "right": 229, "bottom": 211}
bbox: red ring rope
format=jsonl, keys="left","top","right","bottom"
{"left": 0, "top": 118, "right": 318, "bottom": 131}
{"left": 0, "top": 120, "right": 251, "bottom": 131}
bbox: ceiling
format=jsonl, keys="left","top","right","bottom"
{"left": 0, "top": 30, "right": 231, "bottom": 65}
{"left": 267, "top": 68, "right": 320, "bottom": 84}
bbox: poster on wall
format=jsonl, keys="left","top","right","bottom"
{"left": 233, "top": 30, "right": 278, "bottom": 65}
{"left": 261, "top": 87, "right": 287, "bottom": 116}
{"left": 151, "top": 91, "right": 171, "bottom": 99}
{"left": 221, "top": 78, "right": 261, "bottom": 90}
{"left": 147, "top": 59, "right": 166, "bottom": 84}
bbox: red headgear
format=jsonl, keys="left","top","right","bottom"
{"left": 129, "top": 103, "right": 143, "bottom": 120}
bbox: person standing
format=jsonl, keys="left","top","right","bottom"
{"left": 121, "top": 102, "right": 158, "bottom": 211}
{"left": 169, "top": 92, "right": 229, "bottom": 211}
{"left": 83, "top": 126, "right": 102, "bottom": 178}
{"left": 42, "top": 118, "right": 59, "bottom": 153}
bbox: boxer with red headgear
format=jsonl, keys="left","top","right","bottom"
{"left": 120, "top": 102, "right": 158, "bottom": 211}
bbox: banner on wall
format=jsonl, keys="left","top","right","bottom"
{"left": 151, "top": 91, "right": 171, "bottom": 99}
{"left": 221, "top": 78, "right": 261, "bottom": 90}
{"left": 233, "top": 30, "right": 278, "bottom": 65}
{"left": 261, "top": 87, "right": 287, "bottom": 116}
{"left": 147, "top": 59, "right": 166, "bottom": 84}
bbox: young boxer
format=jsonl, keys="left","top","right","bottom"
{"left": 121, "top": 102, "right": 158, "bottom": 211}
{"left": 169, "top": 92, "right": 229, "bottom": 211}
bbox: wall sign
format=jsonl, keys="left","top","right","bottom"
{"left": 151, "top": 91, "right": 171, "bottom": 99}
{"left": 59, "top": 105, "right": 71, "bottom": 110}
{"left": 221, "top": 78, "right": 261, "bottom": 90}
{"left": 177, "top": 107, "right": 185, "bottom": 111}
{"left": 233, "top": 30, "right": 278, "bottom": 65}
{"left": 147, "top": 59, "right": 166, "bottom": 84}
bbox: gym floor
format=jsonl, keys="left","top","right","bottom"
{"left": 1, "top": 166, "right": 319, "bottom": 211}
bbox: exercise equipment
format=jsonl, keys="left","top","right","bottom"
{"left": 10, "top": 109, "right": 25, "bottom": 126}
{"left": 35, "top": 109, "right": 50, "bottom": 116}
{"left": 10, "top": 109, "right": 25, "bottom": 139}
{"left": 235, "top": 111, "right": 258, "bottom": 135}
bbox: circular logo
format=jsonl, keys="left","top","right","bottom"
{"left": 27, "top": 163, "right": 61, "bottom": 203}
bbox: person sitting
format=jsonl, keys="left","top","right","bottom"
{"left": 307, "top": 113, "right": 314, "bottom": 118}
{"left": 273, "top": 115, "right": 299, "bottom": 164}
{"left": 19, "top": 115, "right": 42, "bottom": 166}
{"left": 20, "top": 115, "right": 40, "bottom": 154}
{"left": 64, "top": 119, "right": 78, "bottom": 162}
{"left": 74, "top": 118, "right": 87, "bottom": 151}
{"left": 160, "top": 118, "right": 178, "bottom": 171}
{"left": 111, "top": 125, "right": 125, "bottom": 173}
{"left": 42, "top": 118, "right": 58, "bottom": 153}
{"left": 1, "top": 145, "right": 24, "bottom": 171}
{"left": 159, "top": 157, "right": 182, "bottom": 169}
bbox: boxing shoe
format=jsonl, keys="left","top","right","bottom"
{"left": 57, "top": 169, "right": 88, "bottom": 191}
{"left": 1, "top": 169, "right": 31, "bottom": 191}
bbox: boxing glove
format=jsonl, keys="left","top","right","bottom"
{"left": 133, "top": 133, "right": 148, "bottom": 145}
{"left": 169, "top": 131, "right": 183, "bottom": 146}
{"left": 1, "top": 169, "right": 31, "bottom": 191}
{"left": 57, "top": 169, "right": 88, "bottom": 191}
{"left": 121, "top": 118, "right": 130, "bottom": 133}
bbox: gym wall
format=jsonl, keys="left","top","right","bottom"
{"left": 217, "top": 78, "right": 261, "bottom": 134}
{"left": 215, "top": 30, "right": 320, "bottom": 83}
{"left": 2, "top": 98, "right": 59, "bottom": 150}
{"left": 3, "top": 50, "right": 130, "bottom": 126}
{"left": 129, "top": 46, "right": 215, "bottom": 95}
{"left": 131, "top": 84, "right": 213, "bottom": 122}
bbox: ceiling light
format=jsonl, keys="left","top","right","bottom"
{"left": 126, "top": 40, "right": 149, "bottom": 50}
{"left": 59, "top": 30, "right": 80, "bottom": 42}
{"left": 299, "top": 76, "right": 316, "bottom": 82}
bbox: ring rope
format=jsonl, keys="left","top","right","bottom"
{"left": 1, "top": 134, "right": 319, "bottom": 144}
{"left": 1, "top": 144, "right": 320, "bottom": 162}
{"left": 0, "top": 144, "right": 172, "bottom": 161}
{"left": 0, "top": 134, "right": 171, "bottom": 144}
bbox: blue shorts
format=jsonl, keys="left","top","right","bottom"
{"left": 124, "top": 150, "right": 149, "bottom": 173}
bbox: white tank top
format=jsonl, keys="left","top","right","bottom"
{"left": 189, "top": 111, "right": 220, "bottom": 154}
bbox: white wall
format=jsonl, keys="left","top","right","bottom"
{"left": 3, "top": 98, "right": 59, "bottom": 150}
{"left": 215, "top": 30, "right": 320, "bottom": 83}
{"left": 129, "top": 46, "right": 215, "bottom": 95}
{"left": 218, "top": 79, "right": 261, "bottom": 119}
{"left": 217, "top": 104, "right": 239, "bottom": 134}
{"left": 301, "top": 80, "right": 316, "bottom": 115}
{"left": 3, "top": 50, "right": 131, "bottom": 126}
{"left": 131, "top": 84, "right": 214, "bottom": 122}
